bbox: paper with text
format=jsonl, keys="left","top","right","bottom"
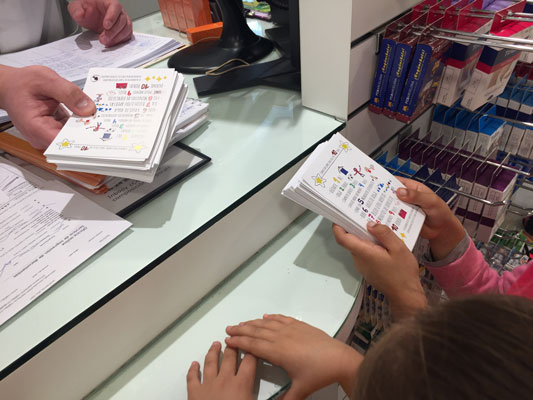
{"left": 0, "top": 32, "right": 183, "bottom": 85}
{"left": 0, "top": 31, "right": 184, "bottom": 123}
{"left": 283, "top": 134, "right": 425, "bottom": 250}
{"left": 0, "top": 160, "right": 131, "bottom": 326}
{"left": 45, "top": 68, "right": 178, "bottom": 162}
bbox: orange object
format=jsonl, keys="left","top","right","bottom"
{"left": 0, "top": 131, "right": 110, "bottom": 193}
{"left": 186, "top": 22, "right": 223, "bottom": 44}
{"left": 182, "top": 0, "right": 195, "bottom": 29}
{"left": 191, "top": 0, "right": 212, "bottom": 27}
{"left": 159, "top": 0, "right": 180, "bottom": 30}
{"left": 158, "top": 0, "right": 212, "bottom": 33}
{"left": 173, "top": 0, "right": 188, "bottom": 31}
{"left": 157, "top": 0, "right": 171, "bottom": 27}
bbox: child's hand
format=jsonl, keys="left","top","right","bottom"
{"left": 333, "top": 223, "right": 427, "bottom": 319}
{"left": 187, "top": 341, "right": 257, "bottom": 400}
{"left": 226, "top": 314, "right": 363, "bottom": 400}
{"left": 396, "top": 177, "right": 465, "bottom": 261}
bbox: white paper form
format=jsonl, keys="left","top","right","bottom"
{"left": 0, "top": 160, "right": 131, "bottom": 326}
{"left": 169, "top": 98, "right": 209, "bottom": 145}
{"left": 174, "top": 99, "right": 208, "bottom": 131}
{"left": 0, "top": 32, "right": 183, "bottom": 85}
{"left": 0, "top": 32, "right": 184, "bottom": 123}
{"left": 45, "top": 68, "right": 178, "bottom": 163}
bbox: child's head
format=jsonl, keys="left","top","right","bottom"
{"left": 354, "top": 294, "right": 533, "bottom": 399}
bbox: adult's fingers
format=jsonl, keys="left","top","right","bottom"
{"left": 219, "top": 346, "right": 238, "bottom": 377}
{"left": 67, "top": 0, "right": 86, "bottom": 23}
{"left": 102, "top": 18, "right": 132, "bottom": 47}
{"left": 100, "top": 12, "right": 127, "bottom": 44}
{"left": 24, "top": 116, "right": 64, "bottom": 150}
{"left": 100, "top": 11, "right": 132, "bottom": 46}
{"left": 53, "top": 104, "right": 70, "bottom": 124}
{"left": 101, "top": 0, "right": 124, "bottom": 30}
{"left": 37, "top": 71, "right": 95, "bottom": 116}
{"left": 367, "top": 222, "right": 406, "bottom": 254}
{"left": 202, "top": 341, "right": 221, "bottom": 383}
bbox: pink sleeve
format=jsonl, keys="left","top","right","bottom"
{"left": 426, "top": 238, "right": 529, "bottom": 297}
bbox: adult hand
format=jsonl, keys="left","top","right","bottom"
{"left": 0, "top": 65, "right": 95, "bottom": 149}
{"left": 68, "top": 0, "right": 133, "bottom": 47}
{"left": 396, "top": 177, "right": 465, "bottom": 261}
{"left": 226, "top": 314, "right": 363, "bottom": 399}
{"left": 187, "top": 341, "right": 257, "bottom": 400}
{"left": 333, "top": 222, "right": 427, "bottom": 320}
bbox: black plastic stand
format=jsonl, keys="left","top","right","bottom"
{"left": 168, "top": 0, "right": 273, "bottom": 74}
{"left": 193, "top": 57, "right": 300, "bottom": 96}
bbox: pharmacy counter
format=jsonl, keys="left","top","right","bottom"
{"left": 0, "top": 13, "right": 362, "bottom": 400}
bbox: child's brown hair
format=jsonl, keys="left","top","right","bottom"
{"left": 354, "top": 294, "right": 533, "bottom": 399}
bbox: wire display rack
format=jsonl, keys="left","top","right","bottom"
{"left": 348, "top": 127, "right": 532, "bottom": 354}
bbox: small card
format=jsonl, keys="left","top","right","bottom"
{"left": 44, "top": 68, "right": 187, "bottom": 182}
{"left": 283, "top": 133, "right": 426, "bottom": 250}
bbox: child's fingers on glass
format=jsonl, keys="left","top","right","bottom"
{"left": 186, "top": 361, "right": 201, "bottom": 388}
{"left": 203, "top": 341, "right": 222, "bottom": 382}
{"left": 237, "top": 318, "right": 285, "bottom": 332}
{"left": 227, "top": 325, "right": 274, "bottom": 341}
{"left": 237, "top": 353, "right": 257, "bottom": 382}
{"left": 263, "top": 314, "right": 294, "bottom": 324}
{"left": 224, "top": 336, "right": 272, "bottom": 360}
{"left": 219, "top": 346, "right": 239, "bottom": 377}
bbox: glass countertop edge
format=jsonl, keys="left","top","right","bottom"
{"left": 0, "top": 70, "right": 344, "bottom": 374}
{"left": 0, "top": 121, "right": 345, "bottom": 378}
{"left": 85, "top": 211, "right": 362, "bottom": 400}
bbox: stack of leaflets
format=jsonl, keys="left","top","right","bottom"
{"left": 169, "top": 98, "right": 209, "bottom": 145}
{"left": 44, "top": 68, "right": 187, "bottom": 182}
{"left": 0, "top": 157, "right": 132, "bottom": 326}
{"left": 0, "top": 97, "right": 209, "bottom": 193}
{"left": 0, "top": 31, "right": 184, "bottom": 123}
{"left": 282, "top": 133, "right": 426, "bottom": 250}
